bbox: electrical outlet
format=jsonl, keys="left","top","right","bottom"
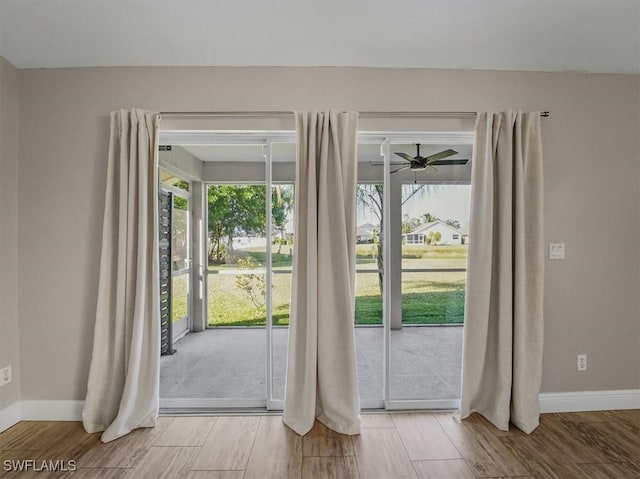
{"left": 0, "top": 366, "right": 11, "bottom": 386}
{"left": 577, "top": 354, "right": 587, "bottom": 372}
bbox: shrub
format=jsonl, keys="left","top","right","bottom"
{"left": 235, "top": 256, "right": 267, "bottom": 312}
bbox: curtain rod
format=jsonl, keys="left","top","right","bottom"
{"left": 159, "top": 110, "right": 550, "bottom": 119}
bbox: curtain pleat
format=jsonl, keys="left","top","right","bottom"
{"left": 82, "top": 109, "right": 161, "bottom": 442}
{"left": 460, "top": 111, "right": 544, "bottom": 434}
{"left": 283, "top": 110, "right": 361, "bottom": 436}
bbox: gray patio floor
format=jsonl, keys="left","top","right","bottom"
{"left": 160, "top": 326, "right": 462, "bottom": 402}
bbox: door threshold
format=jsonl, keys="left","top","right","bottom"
{"left": 160, "top": 408, "right": 281, "bottom": 416}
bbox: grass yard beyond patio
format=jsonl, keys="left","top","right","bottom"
{"left": 171, "top": 244, "right": 467, "bottom": 326}
{"left": 194, "top": 244, "right": 467, "bottom": 326}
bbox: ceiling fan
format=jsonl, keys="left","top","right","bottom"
{"left": 373, "top": 144, "right": 469, "bottom": 173}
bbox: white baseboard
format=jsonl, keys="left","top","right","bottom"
{"left": 2, "top": 390, "right": 638, "bottom": 431}
{"left": 20, "top": 400, "right": 84, "bottom": 421}
{"left": 0, "top": 401, "right": 22, "bottom": 433}
{"left": 539, "top": 389, "right": 640, "bottom": 413}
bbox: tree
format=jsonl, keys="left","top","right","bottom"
{"left": 207, "top": 185, "right": 292, "bottom": 264}
{"left": 272, "top": 185, "right": 294, "bottom": 240}
{"left": 208, "top": 185, "right": 266, "bottom": 263}
{"left": 445, "top": 218, "right": 461, "bottom": 229}
{"left": 357, "top": 185, "right": 384, "bottom": 293}
{"left": 421, "top": 212, "right": 437, "bottom": 224}
{"left": 235, "top": 256, "right": 267, "bottom": 312}
{"left": 356, "top": 184, "right": 433, "bottom": 295}
{"left": 427, "top": 231, "right": 442, "bottom": 245}
{"left": 402, "top": 217, "right": 422, "bottom": 234}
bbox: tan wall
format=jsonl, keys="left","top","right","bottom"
{"left": 0, "top": 56, "right": 21, "bottom": 411}
{"left": 637, "top": 75, "right": 640, "bottom": 390}
{"left": 16, "top": 66, "right": 640, "bottom": 400}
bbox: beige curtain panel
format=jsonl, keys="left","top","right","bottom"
{"left": 283, "top": 110, "right": 361, "bottom": 436}
{"left": 460, "top": 111, "right": 544, "bottom": 434}
{"left": 83, "top": 109, "right": 161, "bottom": 443}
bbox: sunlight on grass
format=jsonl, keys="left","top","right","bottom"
{"left": 204, "top": 245, "right": 467, "bottom": 327}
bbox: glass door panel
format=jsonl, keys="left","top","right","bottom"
{"left": 389, "top": 182, "right": 470, "bottom": 403}
{"left": 171, "top": 194, "right": 190, "bottom": 340}
{"left": 205, "top": 157, "right": 267, "bottom": 400}
{"left": 269, "top": 144, "right": 295, "bottom": 405}
{"left": 355, "top": 181, "right": 384, "bottom": 406}
{"left": 270, "top": 181, "right": 295, "bottom": 408}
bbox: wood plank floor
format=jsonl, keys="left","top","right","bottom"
{"left": 0, "top": 410, "right": 638, "bottom": 478}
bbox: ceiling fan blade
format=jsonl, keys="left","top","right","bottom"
{"left": 429, "top": 159, "right": 469, "bottom": 166}
{"left": 391, "top": 165, "right": 411, "bottom": 174}
{"left": 369, "top": 162, "right": 413, "bottom": 166}
{"left": 426, "top": 148, "right": 458, "bottom": 163}
{"left": 394, "top": 152, "right": 415, "bottom": 162}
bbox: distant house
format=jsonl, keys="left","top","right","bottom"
{"left": 403, "top": 220, "right": 463, "bottom": 245}
{"left": 357, "top": 222, "right": 379, "bottom": 243}
{"left": 459, "top": 226, "right": 469, "bottom": 245}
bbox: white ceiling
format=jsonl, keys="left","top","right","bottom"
{"left": 0, "top": 0, "right": 638, "bottom": 73}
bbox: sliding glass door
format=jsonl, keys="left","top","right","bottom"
{"left": 159, "top": 131, "right": 472, "bottom": 412}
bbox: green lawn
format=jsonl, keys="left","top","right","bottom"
{"left": 208, "top": 244, "right": 294, "bottom": 271}
{"left": 207, "top": 243, "right": 468, "bottom": 271}
{"left": 171, "top": 274, "right": 189, "bottom": 322}
{"left": 196, "top": 243, "right": 467, "bottom": 327}
{"left": 207, "top": 272, "right": 292, "bottom": 326}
